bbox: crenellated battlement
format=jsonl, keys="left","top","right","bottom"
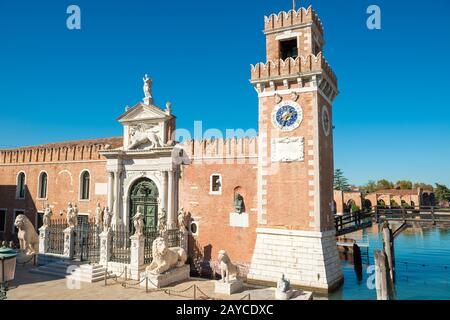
{"left": 250, "top": 52, "right": 337, "bottom": 86}
{"left": 0, "top": 137, "right": 123, "bottom": 164}
{"left": 264, "top": 6, "right": 323, "bottom": 34}
{"left": 181, "top": 137, "right": 258, "bottom": 160}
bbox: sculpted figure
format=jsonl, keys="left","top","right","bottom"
{"left": 95, "top": 202, "right": 103, "bottom": 229}
{"left": 132, "top": 207, "right": 145, "bottom": 236}
{"left": 43, "top": 204, "right": 53, "bottom": 228}
{"left": 146, "top": 237, "right": 187, "bottom": 275}
{"left": 177, "top": 208, "right": 191, "bottom": 232}
{"left": 128, "top": 125, "right": 163, "bottom": 150}
{"left": 234, "top": 193, "right": 245, "bottom": 214}
{"left": 66, "top": 202, "right": 78, "bottom": 228}
{"left": 143, "top": 74, "right": 152, "bottom": 99}
{"left": 103, "top": 207, "right": 112, "bottom": 232}
{"left": 218, "top": 250, "right": 239, "bottom": 283}
{"left": 277, "top": 274, "right": 290, "bottom": 293}
{"left": 158, "top": 207, "right": 167, "bottom": 234}
{"left": 14, "top": 214, "right": 39, "bottom": 255}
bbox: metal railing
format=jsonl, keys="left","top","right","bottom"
{"left": 110, "top": 225, "right": 131, "bottom": 264}
{"left": 47, "top": 219, "right": 67, "bottom": 255}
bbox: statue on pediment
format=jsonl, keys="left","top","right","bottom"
{"left": 143, "top": 74, "right": 152, "bottom": 99}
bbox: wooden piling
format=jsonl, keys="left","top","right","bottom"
{"left": 382, "top": 222, "right": 395, "bottom": 283}
{"left": 374, "top": 250, "right": 389, "bottom": 300}
{"left": 353, "top": 242, "right": 363, "bottom": 281}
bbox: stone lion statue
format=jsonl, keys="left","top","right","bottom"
{"left": 146, "top": 237, "right": 187, "bottom": 275}
{"left": 128, "top": 125, "right": 163, "bottom": 150}
{"left": 14, "top": 214, "right": 39, "bottom": 255}
{"left": 218, "top": 250, "right": 239, "bottom": 283}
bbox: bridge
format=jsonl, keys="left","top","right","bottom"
{"left": 335, "top": 206, "right": 450, "bottom": 236}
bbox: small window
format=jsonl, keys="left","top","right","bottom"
{"left": 210, "top": 174, "right": 222, "bottom": 195}
{"left": 38, "top": 172, "right": 48, "bottom": 199}
{"left": 16, "top": 172, "right": 26, "bottom": 199}
{"left": 36, "top": 212, "right": 44, "bottom": 231}
{"left": 80, "top": 171, "right": 90, "bottom": 200}
{"left": 0, "top": 210, "right": 6, "bottom": 233}
{"left": 13, "top": 210, "right": 25, "bottom": 234}
{"left": 280, "top": 39, "right": 298, "bottom": 60}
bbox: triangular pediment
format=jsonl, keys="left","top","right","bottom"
{"left": 117, "top": 103, "right": 170, "bottom": 123}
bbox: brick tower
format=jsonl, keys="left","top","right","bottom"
{"left": 247, "top": 6, "right": 343, "bottom": 292}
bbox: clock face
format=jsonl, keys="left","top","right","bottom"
{"left": 271, "top": 101, "right": 303, "bottom": 132}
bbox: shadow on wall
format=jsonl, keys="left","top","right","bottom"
{"left": 0, "top": 185, "right": 38, "bottom": 245}
{"left": 189, "top": 237, "right": 216, "bottom": 279}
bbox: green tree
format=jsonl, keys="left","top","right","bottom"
{"left": 360, "top": 180, "right": 377, "bottom": 193}
{"left": 396, "top": 180, "right": 413, "bottom": 190}
{"left": 376, "top": 179, "right": 394, "bottom": 190}
{"left": 413, "top": 182, "right": 434, "bottom": 190}
{"left": 435, "top": 183, "right": 450, "bottom": 205}
{"left": 334, "top": 169, "right": 351, "bottom": 191}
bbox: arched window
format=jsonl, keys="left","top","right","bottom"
{"left": 38, "top": 172, "right": 48, "bottom": 199}
{"left": 80, "top": 171, "right": 90, "bottom": 200}
{"left": 16, "top": 172, "right": 26, "bottom": 199}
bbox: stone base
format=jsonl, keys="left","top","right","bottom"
{"left": 214, "top": 280, "right": 243, "bottom": 295}
{"left": 247, "top": 228, "right": 343, "bottom": 293}
{"left": 275, "top": 289, "right": 294, "bottom": 300}
{"left": 140, "top": 265, "right": 190, "bottom": 288}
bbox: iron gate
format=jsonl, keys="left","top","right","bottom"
{"left": 73, "top": 217, "right": 100, "bottom": 263}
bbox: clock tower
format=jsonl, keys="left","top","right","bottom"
{"left": 247, "top": 6, "right": 343, "bottom": 292}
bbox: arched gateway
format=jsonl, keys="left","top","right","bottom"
{"left": 129, "top": 178, "right": 159, "bottom": 233}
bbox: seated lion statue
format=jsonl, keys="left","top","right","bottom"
{"left": 14, "top": 214, "right": 39, "bottom": 255}
{"left": 146, "top": 237, "right": 187, "bottom": 275}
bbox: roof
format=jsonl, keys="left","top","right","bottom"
{"left": 0, "top": 137, "right": 123, "bottom": 152}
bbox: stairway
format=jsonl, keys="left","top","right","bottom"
{"left": 30, "top": 261, "right": 113, "bottom": 283}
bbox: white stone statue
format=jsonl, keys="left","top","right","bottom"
{"left": 128, "top": 125, "right": 163, "bottom": 150}
{"left": 103, "top": 207, "right": 112, "bottom": 232}
{"left": 143, "top": 74, "right": 152, "bottom": 99}
{"left": 66, "top": 202, "right": 78, "bottom": 228}
{"left": 178, "top": 207, "right": 191, "bottom": 232}
{"left": 146, "top": 237, "right": 187, "bottom": 275}
{"left": 95, "top": 202, "right": 103, "bottom": 229}
{"left": 158, "top": 207, "right": 167, "bottom": 234}
{"left": 275, "top": 273, "right": 294, "bottom": 300}
{"left": 43, "top": 204, "right": 53, "bottom": 228}
{"left": 131, "top": 207, "right": 145, "bottom": 236}
{"left": 14, "top": 214, "right": 39, "bottom": 255}
{"left": 218, "top": 250, "right": 239, "bottom": 283}
{"left": 277, "top": 274, "right": 290, "bottom": 293}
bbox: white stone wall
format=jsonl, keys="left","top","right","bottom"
{"left": 247, "top": 228, "right": 342, "bottom": 291}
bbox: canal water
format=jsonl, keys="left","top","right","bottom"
{"left": 328, "top": 224, "right": 450, "bottom": 300}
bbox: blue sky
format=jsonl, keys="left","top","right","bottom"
{"left": 1, "top": 0, "right": 449, "bottom": 186}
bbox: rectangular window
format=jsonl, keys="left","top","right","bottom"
{"left": 36, "top": 212, "right": 44, "bottom": 231}
{"left": 0, "top": 210, "right": 6, "bottom": 233}
{"left": 210, "top": 174, "right": 222, "bottom": 195}
{"left": 13, "top": 210, "right": 25, "bottom": 234}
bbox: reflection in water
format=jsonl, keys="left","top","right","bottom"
{"left": 328, "top": 224, "right": 450, "bottom": 300}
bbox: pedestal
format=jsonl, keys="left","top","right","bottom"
{"left": 275, "top": 289, "right": 294, "bottom": 300}
{"left": 99, "top": 230, "right": 112, "bottom": 265}
{"left": 214, "top": 280, "right": 243, "bottom": 295}
{"left": 140, "top": 265, "right": 190, "bottom": 288}
{"left": 38, "top": 226, "right": 50, "bottom": 254}
{"left": 247, "top": 228, "right": 343, "bottom": 293}
{"left": 63, "top": 227, "right": 75, "bottom": 259}
{"left": 130, "top": 234, "right": 145, "bottom": 280}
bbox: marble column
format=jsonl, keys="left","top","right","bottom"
{"left": 107, "top": 171, "right": 114, "bottom": 211}
{"left": 112, "top": 170, "right": 122, "bottom": 226}
{"left": 167, "top": 170, "right": 175, "bottom": 229}
{"left": 160, "top": 171, "right": 168, "bottom": 213}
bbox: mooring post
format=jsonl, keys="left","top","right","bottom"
{"left": 353, "top": 242, "right": 363, "bottom": 281}
{"left": 374, "top": 206, "right": 379, "bottom": 223}
{"left": 431, "top": 207, "right": 436, "bottom": 225}
{"left": 104, "top": 269, "right": 107, "bottom": 287}
{"left": 374, "top": 250, "right": 389, "bottom": 300}
{"left": 382, "top": 222, "right": 395, "bottom": 283}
